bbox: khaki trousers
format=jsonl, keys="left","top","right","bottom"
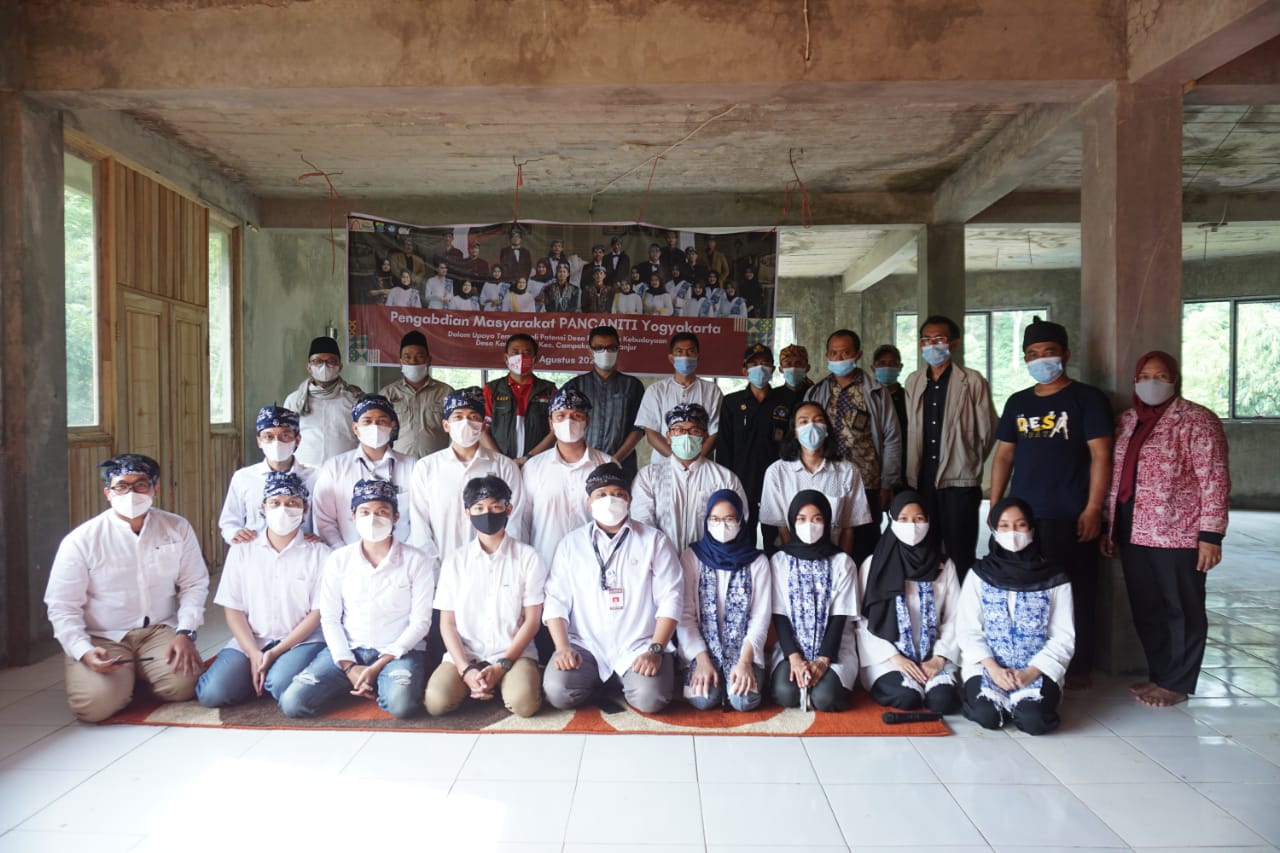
{"left": 425, "top": 657, "right": 542, "bottom": 718}
{"left": 63, "top": 624, "right": 198, "bottom": 723}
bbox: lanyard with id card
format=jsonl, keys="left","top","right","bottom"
{"left": 592, "top": 528, "right": 630, "bottom": 611}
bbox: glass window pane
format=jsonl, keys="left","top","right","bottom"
{"left": 988, "top": 309, "right": 1046, "bottom": 410}
{"left": 431, "top": 367, "right": 486, "bottom": 392}
{"left": 895, "top": 313, "right": 919, "bottom": 374}
{"left": 964, "top": 313, "right": 988, "bottom": 380}
{"left": 772, "top": 314, "right": 797, "bottom": 351}
{"left": 1233, "top": 300, "right": 1280, "bottom": 418}
{"left": 1181, "top": 301, "right": 1231, "bottom": 418}
{"left": 64, "top": 153, "right": 98, "bottom": 427}
{"left": 208, "top": 225, "right": 234, "bottom": 423}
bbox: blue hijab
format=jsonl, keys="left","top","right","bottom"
{"left": 689, "top": 489, "right": 761, "bottom": 572}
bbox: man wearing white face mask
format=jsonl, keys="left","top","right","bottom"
{"left": 198, "top": 472, "right": 330, "bottom": 710}
{"left": 283, "top": 336, "right": 363, "bottom": 467}
{"left": 632, "top": 404, "right": 748, "bottom": 552}
{"left": 543, "top": 463, "right": 684, "bottom": 713}
{"left": 409, "top": 387, "right": 529, "bottom": 560}
{"left": 45, "top": 454, "right": 209, "bottom": 723}
{"left": 481, "top": 333, "right": 558, "bottom": 465}
{"left": 379, "top": 331, "right": 454, "bottom": 458}
{"left": 562, "top": 326, "right": 646, "bottom": 477}
{"left": 311, "top": 394, "right": 417, "bottom": 548}
{"left": 219, "top": 405, "right": 320, "bottom": 544}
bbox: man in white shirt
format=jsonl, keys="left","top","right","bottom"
{"left": 379, "top": 331, "right": 455, "bottom": 458}
{"left": 632, "top": 404, "right": 748, "bottom": 552}
{"left": 44, "top": 454, "right": 209, "bottom": 723}
{"left": 635, "top": 332, "right": 723, "bottom": 463}
{"left": 427, "top": 476, "right": 548, "bottom": 718}
{"left": 282, "top": 336, "right": 364, "bottom": 466}
{"left": 409, "top": 387, "right": 528, "bottom": 558}
{"left": 311, "top": 393, "right": 417, "bottom": 547}
{"left": 218, "top": 405, "right": 319, "bottom": 544}
{"left": 198, "top": 471, "right": 330, "bottom": 709}
{"left": 543, "top": 463, "right": 684, "bottom": 714}
{"left": 278, "top": 479, "right": 434, "bottom": 719}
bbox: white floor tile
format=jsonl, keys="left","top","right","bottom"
{"left": 567, "top": 846, "right": 704, "bottom": 853}
{"left": 948, "top": 783, "right": 1125, "bottom": 848}
{"left": 696, "top": 735, "right": 816, "bottom": 784}
{"left": 341, "top": 730, "right": 476, "bottom": 782}
{"left": 0, "top": 690, "right": 74, "bottom": 727}
{"left": 1195, "top": 782, "right": 1280, "bottom": 845}
{"left": 803, "top": 736, "right": 937, "bottom": 784}
{"left": 1085, "top": 696, "right": 1216, "bottom": 736}
{"left": 1070, "top": 782, "right": 1266, "bottom": 848}
{"left": 912, "top": 736, "right": 1057, "bottom": 784}
{"left": 1131, "top": 847, "right": 1277, "bottom": 853}
{"left": 1127, "top": 735, "right": 1280, "bottom": 782}
{"left": 0, "top": 769, "right": 93, "bottom": 833}
{"left": 1017, "top": 735, "right": 1177, "bottom": 784}
{"left": 16, "top": 764, "right": 192, "bottom": 835}
{"left": 0, "top": 656, "right": 64, "bottom": 692}
{"left": 860, "top": 847, "right": 992, "bottom": 853}
{"left": 701, "top": 782, "right": 843, "bottom": 847}
{"left": 0, "top": 830, "right": 143, "bottom": 853}
{"left": 458, "top": 733, "right": 585, "bottom": 781}
{"left": 992, "top": 848, "right": 1125, "bottom": 853}
{"left": 567, "top": 781, "right": 703, "bottom": 845}
{"left": 104, "top": 725, "right": 266, "bottom": 775}
{"left": 1183, "top": 697, "right": 1280, "bottom": 736}
{"left": 1235, "top": 733, "right": 1280, "bottom": 766}
{"left": 0, "top": 725, "right": 60, "bottom": 761}
{"left": 824, "top": 782, "right": 985, "bottom": 846}
{"left": 236, "top": 728, "right": 371, "bottom": 774}
{"left": 577, "top": 733, "right": 696, "bottom": 782}
{"left": 706, "top": 847, "right": 849, "bottom": 853}
{"left": 446, "top": 779, "right": 574, "bottom": 843}
{"left": 0, "top": 690, "right": 34, "bottom": 710}
{"left": 1, "top": 722, "right": 161, "bottom": 770}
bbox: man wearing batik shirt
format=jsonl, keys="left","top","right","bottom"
{"left": 219, "top": 404, "right": 319, "bottom": 544}
{"left": 45, "top": 454, "right": 209, "bottom": 722}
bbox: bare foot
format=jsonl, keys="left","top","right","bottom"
{"left": 1137, "top": 687, "right": 1187, "bottom": 707}
{"left": 1129, "top": 681, "right": 1156, "bottom": 697}
{"left": 1066, "top": 672, "right": 1093, "bottom": 691}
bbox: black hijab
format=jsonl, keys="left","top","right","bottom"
{"left": 863, "top": 491, "right": 945, "bottom": 643}
{"left": 778, "top": 489, "right": 840, "bottom": 560}
{"left": 971, "top": 497, "right": 1070, "bottom": 592}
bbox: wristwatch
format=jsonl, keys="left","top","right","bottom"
{"left": 464, "top": 660, "right": 489, "bottom": 675}
{"left": 496, "top": 657, "right": 514, "bottom": 672}
{"left": 648, "top": 643, "right": 664, "bottom": 656}
{"left": 176, "top": 629, "right": 197, "bottom": 643}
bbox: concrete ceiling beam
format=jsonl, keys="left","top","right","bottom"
{"left": 840, "top": 228, "right": 919, "bottom": 292}
{"left": 970, "top": 190, "right": 1280, "bottom": 225}
{"left": 1129, "top": 0, "right": 1280, "bottom": 85}
{"left": 1185, "top": 36, "right": 1280, "bottom": 104}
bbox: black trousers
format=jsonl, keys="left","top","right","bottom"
{"left": 962, "top": 675, "right": 1061, "bottom": 735}
{"left": 870, "top": 671, "right": 961, "bottom": 715}
{"left": 852, "top": 489, "right": 883, "bottom": 565}
{"left": 1037, "top": 516, "right": 1099, "bottom": 675}
{"left": 1120, "top": 542, "right": 1207, "bottom": 695}
{"left": 771, "top": 661, "right": 850, "bottom": 711}
{"left": 918, "top": 484, "right": 982, "bottom": 579}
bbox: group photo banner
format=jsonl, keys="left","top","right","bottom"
{"left": 346, "top": 214, "right": 779, "bottom": 376}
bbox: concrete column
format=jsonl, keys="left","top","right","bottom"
{"left": 1080, "top": 80, "right": 1183, "bottom": 675}
{"left": 916, "top": 224, "right": 967, "bottom": 364}
{"left": 0, "top": 94, "right": 66, "bottom": 666}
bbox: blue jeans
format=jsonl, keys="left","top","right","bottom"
{"left": 196, "top": 642, "right": 323, "bottom": 708}
{"left": 684, "top": 664, "right": 765, "bottom": 712}
{"left": 277, "top": 647, "right": 427, "bottom": 719}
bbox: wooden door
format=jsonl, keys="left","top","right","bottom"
{"left": 168, "top": 302, "right": 210, "bottom": 544}
{"left": 119, "top": 288, "right": 166, "bottom": 466}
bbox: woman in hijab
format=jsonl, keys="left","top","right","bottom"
{"left": 957, "top": 497, "right": 1074, "bottom": 734}
{"left": 1101, "top": 351, "right": 1229, "bottom": 708}
{"left": 676, "top": 490, "right": 773, "bottom": 711}
{"left": 857, "top": 491, "right": 962, "bottom": 714}
{"left": 769, "top": 490, "right": 859, "bottom": 711}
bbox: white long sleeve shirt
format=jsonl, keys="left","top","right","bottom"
{"left": 319, "top": 539, "right": 436, "bottom": 661}
{"left": 630, "top": 457, "right": 748, "bottom": 552}
{"left": 434, "top": 534, "right": 548, "bottom": 664}
{"left": 769, "top": 550, "right": 860, "bottom": 689}
{"left": 855, "top": 556, "right": 961, "bottom": 689}
{"left": 311, "top": 446, "right": 417, "bottom": 548}
{"left": 408, "top": 446, "right": 528, "bottom": 558}
{"left": 956, "top": 573, "right": 1076, "bottom": 686}
{"left": 217, "top": 458, "right": 319, "bottom": 544}
{"left": 759, "top": 457, "right": 872, "bottom": 542}
{"left": 634, "top": 377, "right": 723, "bottom": 440}
{"left": 214, "top": 533, "right": 330, "bottom": 653}
{"left": 543, "top": 519, "right": 684, "bottom": 680}
{"left": 45, "top": 508, "right": 209, "bottom": 662}
{"left": 282, "top": 384, "right": 362, "bottom": 467}
{"left": 675, "top": 549, "right": 772, "bottom": 670}
{"left": 521, "top": 444, "right": 613, "bottom": 568}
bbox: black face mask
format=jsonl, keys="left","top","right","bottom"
{"left": 469, "top": 511, "right": 509, "bottom": 535}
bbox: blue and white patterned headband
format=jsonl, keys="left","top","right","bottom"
{"left": 256, "top": 405, "right": 299, "bottom": 433}
{"left": 98, "top": 453, "right": 160, "bottom": 485}
{"left": 263, "top": 471, "right": 309, "bottom": 502}
{"left": 442, "top": 386, "right": 485, "bottom": 419}
{"left": 548, "top": 387, "right": 592, "bottom": 415}
{"left": 350, "top": 478, "right": 398, "bottom": 513}
{"left": 665, "top": 403, "right": 709, "bottom": 431}
{"left": 351, "top": 394, "right": 400, "bottom": 442}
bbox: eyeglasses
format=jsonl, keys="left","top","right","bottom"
{"left": 590, "top": 344, "right": 620, "bottom": 353}
{"left": 919, "top": 335, "right": 951, "bottom": 345}
{"left": 308, "top": 357, "right": 340, "bottom": 367}
{"left": 108, "top": 480, "right": 154, "bottom": 495}
{"left": 668, "top": 427, "right": 707, "bottom": 437}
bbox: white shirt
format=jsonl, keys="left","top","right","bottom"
{"left": 311, "top": 446, "right": 417, "bottom": 548}
{"left": 635, "top": 376, "right": 723, "bottom": 439}
{"left": 45, "top": 508, "right": 209, "bottom": 662}
{"left": 434, "top": 534, "right": 548, "bottom": 664}
{"left": 282, "top": 385, "right": 362, "bottom": 467}
{"left": 675, "top": 549, "right": 772, "bottom": 670}
{"left": 424, "top": 275, "right": 451, "bottom": 308}
{"left": 956, "top": 573, "right": 1076, "bottom": 685}
{"left": 630, "top": 457, "right": 747, "bottom": 552}
{"left": 217, "top": 458, "right": 320, "bottom": 544}
{"left": 543, "top": 519, "right": 684, "bottom": 680}
{"left": 855, "top": 556, "right": 961, "bottom": 689}
{"left": 378, "top": 377, "right": 454, "bottom": 459}
{"left": 522, "top": 444, "right": 613, "bottom": 568}
{"left": 769, "top": 550, "right": 860, "bottom": 689}
{"left": 508, "top": 290, "right": 538, "bottom": 312}
{"left": 215, "top": 532, "right": 330, "bottom": 653}
{"left": 384, "top": 285, "right": 421, "bottom": 308}
{"left": 759, "top": 457, "right": 872, "bottom": 542}
{"left": 643, "top": 291, "right": 674, "bottom": 315}
{"left": 319, "top": 539, "right": 436, "bottom": 661}
{"left": 409, "top": 445, "right": 529, "bottom": 558}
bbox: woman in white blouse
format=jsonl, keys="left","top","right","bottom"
{"left": 857, "top": 491, "right": 961, "bottom": 714}
{"left": 957, "top": 497, "right": 1075, "bottom": 735}
{"left": 676, "top": 490, "right": 772, "bottom": 711}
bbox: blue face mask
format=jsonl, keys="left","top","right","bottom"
{"left": 796, "top": 422, "right": 828, "bottom": 451}
{"left": 782, "top": 367, "right": 808, "bottom": 388}
{"left": 673, "top": 356, "right": 698, "bottom": 377}
{"left": 1027, "top": 356, "right": 1064, "bottom": 384}
{"left": 827, "top": 358, "right": 857, "bottom": 377}
{"left": 921, "top": 343, "right": 951, "bottom": 367}
{"left": 874, "top": 366, "right": 901, "bottom": 386}
{"left": 746, "top": 364, "right": 773, "bottom": 388}
{"left": 670, "top": 433, "right": 703, "bottom": 460}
